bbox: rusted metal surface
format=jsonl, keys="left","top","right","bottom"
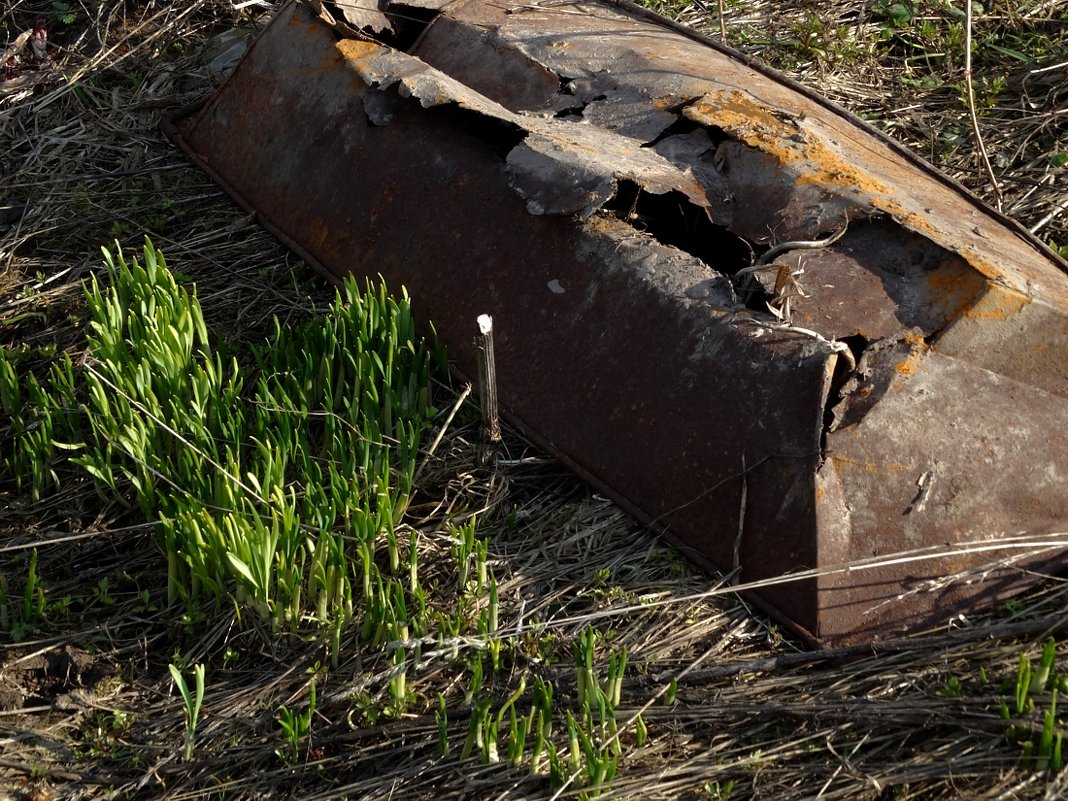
{"left": 164, "top": 0, "right": 1068, "bottom": 645}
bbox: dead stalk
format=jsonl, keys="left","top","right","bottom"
{"left": 963, "top": 0, "right": 1004, "bottom": 211}
{"left": 475, "top": 314, "right": 501, "bottom": 462}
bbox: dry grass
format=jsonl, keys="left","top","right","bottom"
{"left": 687, "top": 0, "right": 1068, "bottom": 246}
{"left": 2, "top": 1, "right": 1068, "bottom": 799}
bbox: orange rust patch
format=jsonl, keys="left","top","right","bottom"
{"left": 892, "top": 334, "right": 927, "bottom": 375}
{"left": 894, "top": 354, "right": 922, "bottom": 375}
{"left": 687, "top": 91, "right": 788, "bottom": 132}
{"left": 901, "top": 330, "right": 926, "bottom": 348}
{"left": 794, "top": 152, "right": 896, "bottom": 199}
{"left": 832, "top": 455, "right": 912, "bottom": 475}
{"left": 684, "top": 92, "right": 800, "bottom": 161}
{"left": 923, "top": 258, "right": 987, "bottom": 321}
{"left": 336, "top": 39, "right": 382, "bottom": 60}
{"left": 686, "top": 91, "right": 908, "bottom": 208}
{"left": 869, "top": 202, "right": 1006, "bottom": 283}
{"left": 961, "top": 282, "right": 1030, "bottom": 321}
{"left": 955, "top": 248, "right": 1006, "bottom": 282}
{"left": 876, "top": 202, "right": 1009, "bottom": 285}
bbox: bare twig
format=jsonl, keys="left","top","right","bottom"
{"left": 963, "top": 0, "right": 1004, "bottom": 211}
{"left": 475, "top": 314, "right": 501, "bottom": 462}
{"left": 1029, "top": 192, "right": 1068, "bottom": 238}
{"left": 732, "top": 452, "right": 746, "bottom": 582}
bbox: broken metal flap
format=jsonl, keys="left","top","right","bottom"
{"left": 336, "top": 37, "right": 715, "bottom": 218}
{"left": 321, "top": 0, "right": 1068, "bottom": 400}
{"left": 167, "top": 0, "right": 1068, "bottom": 645}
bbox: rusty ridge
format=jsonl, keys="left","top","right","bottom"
{"left": 166, "top": 0, "right": 1068, "bottom": 645}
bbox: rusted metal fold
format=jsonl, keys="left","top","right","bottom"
{"left": 164, "top": 0, "right": 1068, "bottom": 645}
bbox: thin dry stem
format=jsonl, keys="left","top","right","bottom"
{"left": 964, "top": 0, "right": 1005, "bottom": 211}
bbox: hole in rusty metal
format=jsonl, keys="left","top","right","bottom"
{"left": 433, "top": 105, "right": 527, "bottom": 159}
{"left": 816, "top": 334, "right": 869, "bottom": 457}
{"left": 553, "top": 86, "right": 607, "bottom": 120}
{"left": 641, "top": 115, "right": 720, "bottom": 149}
{"left": 389, "top": 5, "right": 441, "bottom": 49}
{"left": 322, "top": 0, "right": 440, "bottom": 50}
{"left": 822, "top": 333, "right": 868, "bottom": 441}
{"left": 603, "top": 180, "right": 752, "bottom": 274}
{"left": 838, "top": 334, "right": 867, "bottom": 365}
{"left": 735, "top": 273, "right": 772, "bottom": 312}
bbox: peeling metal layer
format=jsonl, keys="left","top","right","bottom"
{"left": 165, "top": 0, "right": 1068, "bottom": 645}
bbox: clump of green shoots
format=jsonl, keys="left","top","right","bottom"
{"left": 1001, "top": 637, "right": 1065, "bottom": 774}
{"left": 0, "top": 348, "right": 80, "bottom": 502}
{"left": 463, "top": 675, "right": 527, "bottom": 765}
{"left": 0, "top": 238, "right": 439, "bottom": 661}
{"left": 3, "top": 239, "right": 649, "bottom": 789}
{"left": 0, "top": 548, "right": 47, "bottom": 642}
{"left": 450, "top": 624, "right": 643, "bottom": 797}
{"left": 567, "top": 625, "right": 630, "bottom": 793}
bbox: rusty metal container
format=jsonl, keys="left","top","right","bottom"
{"left": 164, "top": 0, "right": 1068, "bottom": 645}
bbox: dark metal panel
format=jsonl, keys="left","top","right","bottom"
{"left": 820, "top": 336, "right": 1068, "bottom": 641}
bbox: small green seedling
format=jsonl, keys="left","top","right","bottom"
{"left": 169, "top": 662, "right": 205, "bottom": 761}
{"left": 277, "top": 679, "right": 316, "bottom": 761}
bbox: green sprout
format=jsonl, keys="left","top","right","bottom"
{"left": 169, "top": 662, "right": 206, "bottom": 761}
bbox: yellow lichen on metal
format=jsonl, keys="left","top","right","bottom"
{"left": 684, "top": 92, "right": 801, "bottom": 159}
